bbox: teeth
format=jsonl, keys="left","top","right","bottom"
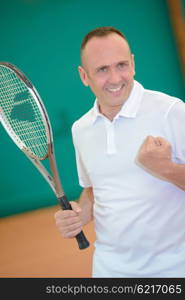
{"left": 108, "top": 86, "right": 122, "bottom": 92}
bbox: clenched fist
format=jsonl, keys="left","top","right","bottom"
{"left": 137, "top": 136, "right": 173, "bottom": 178}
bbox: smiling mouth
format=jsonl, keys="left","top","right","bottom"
{"left": 106, "top": 84, "right": 125, "bottom": 93}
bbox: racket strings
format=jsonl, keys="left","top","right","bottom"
{"left": 0, "top": 66, "right": 48, "bottom": 159}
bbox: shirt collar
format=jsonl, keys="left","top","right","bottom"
{"left": 92, "top": 80, "right": 144, "bottom": 124}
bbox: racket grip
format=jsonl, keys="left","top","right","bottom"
{"left": 58, "top": 195, "right": 90, "bottom": 250}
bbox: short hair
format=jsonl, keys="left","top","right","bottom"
{"left": 80, "top": 26, "right": 129, "bottom": 53}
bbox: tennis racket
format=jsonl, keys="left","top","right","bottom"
{"left": 0, "top": 62, "right": 89, "bottom": 250}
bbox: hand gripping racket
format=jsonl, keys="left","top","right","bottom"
{"left": 0, "top": 62, "right": 89, "bottom": 250}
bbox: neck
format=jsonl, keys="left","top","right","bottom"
{"left": 99, "top": 104, "right": 122, "bottom": 121}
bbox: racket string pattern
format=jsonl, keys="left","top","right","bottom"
{"left": 0, "top": 66, "right": 47, "bottom": 159}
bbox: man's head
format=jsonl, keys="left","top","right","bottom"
{"left": 78, "top": 26, "right": 135, "bottom": 114}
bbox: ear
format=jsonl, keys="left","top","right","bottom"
{"left": 131, "top": 54, "right": 136, "bottom": 76}
{"left": 78, "top": 66, "right": 89, "bottom": 87}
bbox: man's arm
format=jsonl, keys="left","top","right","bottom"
{"left": 165, "top": 162, "right": 185, "bottom": 191}
{"left": 137, "top": 136, "right": 185, "bottom": 191}
{"left": 78, "top": 187, "right": 94, "bottom": 226}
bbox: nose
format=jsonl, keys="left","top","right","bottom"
{"left": 108, "top": 68, "right": 121, "bottom": 85}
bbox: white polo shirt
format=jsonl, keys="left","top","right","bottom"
{"left": 72, "top": 80, "right": 185, "bottom": 277}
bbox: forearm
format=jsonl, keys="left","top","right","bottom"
{"left": 78, "top": 187, "right": 94, "bottom": 226}
{"left": 162, "top": 162, "right": 185, "bottom": 191}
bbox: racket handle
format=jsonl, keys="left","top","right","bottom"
{"left": 58, "top": 195, "right": 90, "bottom": 250}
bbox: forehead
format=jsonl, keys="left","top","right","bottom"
{"left": 82, "top": 33, "right": 131, "bottom": 68}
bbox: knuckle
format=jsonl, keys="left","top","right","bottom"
{"left": 55, "top": 219, "right": 62, "bottom": 227}
{"left": 65, "top": 216, "right": 79, "bottom": 226}
{"left": 54, "top": 210, "right": 62, "bottom": 220}
{"left": 70, "top": 222, "right": 82, "bottom": 231}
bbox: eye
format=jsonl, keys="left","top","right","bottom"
{"left": 117, "top": 62, "right": 127, "bottom": 69}
{"left": 98, "top": 66, "right": 108, "bottom": 73}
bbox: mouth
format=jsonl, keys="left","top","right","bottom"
{"left": 106, "top": 84, "right": 125, "bottom": 95}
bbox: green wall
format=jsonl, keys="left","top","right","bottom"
{"left": 0, "top": 0, "right": 184, "bottom": 217}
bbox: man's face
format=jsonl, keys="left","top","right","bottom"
{"left": 78, "top": 33, "right": 135, "bottom": 111}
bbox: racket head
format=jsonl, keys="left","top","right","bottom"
{"left": 0, "top": 62, "right": 52, "bottom": 160}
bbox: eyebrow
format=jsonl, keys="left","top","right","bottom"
{"left": 95, "top": 60, "right": 129, "bottom": 71}
{"left": 95, "top": 65, "right": 109, "bottom": 72}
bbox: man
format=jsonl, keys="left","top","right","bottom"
{"left": 55, "top": 27, "right": 185, "bottom": 277}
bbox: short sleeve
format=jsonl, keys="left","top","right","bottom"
{"left": 165, "top": 100, "right": 185, "bottom": 163}
{"left": 71, "top": 123, "right": 92, "bottom": 188}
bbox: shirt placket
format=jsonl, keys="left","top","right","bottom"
{"left": 104, "top": 119, "right": 117, "bottom": 155}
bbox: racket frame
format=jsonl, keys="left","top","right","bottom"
{"left": 0, "top": 62, "right": 64, "bottom": 198}
{"left": 0, "top": 62, "right": 90, "bottom": 249}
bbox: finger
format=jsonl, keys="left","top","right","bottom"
{"left": 64, "top": 227, "right": 83, "bottom": 239}
{"left": 146, "top": 135, "right": 156, "bottom": 143}
{"left": 155, "top": 136, "right": 170, "bottom": 146}
{"left": 61, "top": 215, "right": 81, "bottom": 227}
{"left": 141, "top": 136, "right": 156, "bottom": 151}
{"left": 54, "top": 209, "right": 77, "bottom": 221}
{"left": 56, "top": 217, "right": 82, "bottom": 236}
{"left": 70, "top": 201, "right": 82, "bottom": 214}
{"left": 66, "top": 221, "right": 82, "bottom": 233}
{"left": 153, "top": 137, "right": 162, "bottom": 146}
{"left": 142, "top": 136, "right": 155, "bottom": 147}
{"left": 58, "top": 217, "right": 82, "bottom": 236}
{"left": 54, "top": 202, "right": 81, "bottom": 218}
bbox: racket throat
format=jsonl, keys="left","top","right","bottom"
{"left": 48, "top": 147, "right": 65, "bottom": 198}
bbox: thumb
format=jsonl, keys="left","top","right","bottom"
{"left": 155, "top": 136, "right": 169, "bottom": 145}
{"left": 70, "top": 201, "right": 82, "bottom": 214}
{"left": 152, "top": 137, "right": 162, "bottom": 146}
